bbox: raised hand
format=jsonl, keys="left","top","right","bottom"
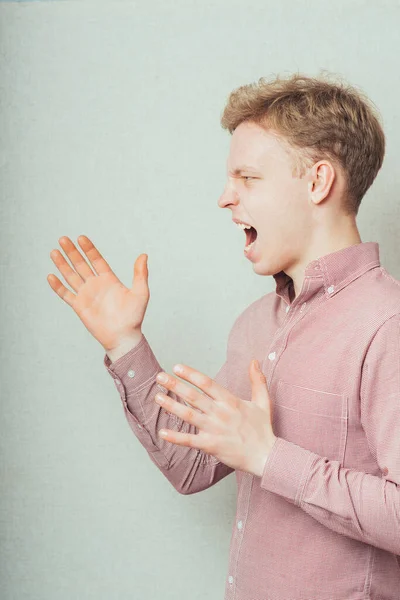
{"left": 47, "top": 235, "right": 149, "bottom": 353}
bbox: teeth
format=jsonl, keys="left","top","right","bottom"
{"left": 236, "top": 222, "right": 252, "bottom": 230}
{"left": 245, "top": 240, "right": 256, "bottom": 251}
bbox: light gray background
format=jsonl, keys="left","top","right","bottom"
{"left": 1, "top": 1, "right": 399, "bottom": 599}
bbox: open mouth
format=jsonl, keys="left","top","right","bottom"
{"left": 245, "top": 226, "right": 258, "bottom": 249}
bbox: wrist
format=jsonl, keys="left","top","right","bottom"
{"left": 106, "top": 331, "right": 144, "bottom": 363}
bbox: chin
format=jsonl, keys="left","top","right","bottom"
{"left": 252, "top": 254, "right": 283, "bottom": 277}
{"left": 251, "top": 260, "right": 273, "bottom": 276}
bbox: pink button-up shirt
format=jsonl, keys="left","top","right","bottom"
{"left": 104, "top": 241, "right": 400, "bottom": 599}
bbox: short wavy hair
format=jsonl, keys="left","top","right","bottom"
{"left": 220, "top": 71, "right": 385, "bottom": 216}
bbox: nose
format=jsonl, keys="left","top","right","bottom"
{"left": 217, "top": 183, "right": 239, "bottom": 209}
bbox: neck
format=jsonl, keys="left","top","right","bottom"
{"left": 290, "top": 219, "right": 362, "bottom": 301}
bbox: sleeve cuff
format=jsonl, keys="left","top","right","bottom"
{"left": 103, "top": 334, "right": 163, "bottom": 394}
{"left": 259, "top": 436, "right": 318, "bottom": 505}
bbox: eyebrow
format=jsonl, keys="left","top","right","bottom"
{"left": 229, "top": 165, "right": 260, "bottom": 175}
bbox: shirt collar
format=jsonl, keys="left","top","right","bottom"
{"left": 273, "top": 241, "right": 381, "bottom": 305}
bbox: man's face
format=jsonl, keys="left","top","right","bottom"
{"left": 218, "top": 121, "right": 312, "bottom": 276}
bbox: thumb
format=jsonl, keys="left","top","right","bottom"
{"left": 250, "top": 359, "right": 271, "bottom": 410}
{"left": 250, "top": 359, "right": 266, "bottom": 382}
{"left": 132, "top": 254, "right": 149, "bottom": 295}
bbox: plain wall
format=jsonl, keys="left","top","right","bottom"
{"left": 1, "top": 1, "right": 399, "bottom": 598}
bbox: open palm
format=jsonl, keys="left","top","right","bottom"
{"left": 47, "top": 235, "right": 149, "bottom": 352}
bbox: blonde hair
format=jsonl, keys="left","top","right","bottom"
{"left": 220, "top": 71, "right": 385, "bottom": 216}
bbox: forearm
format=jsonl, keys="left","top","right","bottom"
{"left": 103, "top": 333, "right": 234, "bottom": 494}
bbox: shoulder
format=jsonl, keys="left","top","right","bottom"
{"left": 355, "top": 266, "right": 400, "bottom": 347}
{"left": 364, "top": 311, "right": 400, "bottom": 362}
{"left": 228, "top": 291, "right": 275, "bottom": 338}
{"left": 362, "top": 266, "right": 400, "bottom": 311}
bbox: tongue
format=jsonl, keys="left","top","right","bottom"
{"left": 246, "top": 226, "right": 258, "bottom": 246}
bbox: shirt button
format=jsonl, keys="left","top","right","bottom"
{"left": 285, "top": 305, "right": 290, "bottom": 313}
{"left": 228, "top": 575, "right": 234, "bottom": 584}
{"left": 301, "top": 302, "right": 307, "bottom": 311}
{"left": 382, "top": 466, "right": 388, "bottom": 476}
{"left": 268, "top": 352, "right": 276, "bottom": 361}
{"left": 237, "top": 520, "right": 243, "bottom": 530}
{"left": 137, "top": 424, "right": 143, "bottom": 430}
{"left": 327, "top": 285, "right": 334, "bottom": 294}
{"left": 314, "top": 264, "right": 320, "bottom": 270}
{"left": 115, "top": 379, "right": 121, "bottom": 385}
{"left": 127, "top": 369, "right": 136, "bottom": 378}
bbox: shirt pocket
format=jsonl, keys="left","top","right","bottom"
{"left": 273, "top": 379, "right": 348, "bottom": 464}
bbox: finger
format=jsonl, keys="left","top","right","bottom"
{"left": 155, "top": 393, "right": 207, "bottom": 428}
{"left": 171, "top": 364, "right": 237, "bottom": 409}
{"left": 76, "top": 235, "right": 115, "bottom": 277}
{"left": 156, "top": 372, "right": 213, "bottom": 414}
{"left": 49, "top": 247, "right": 86, "bottom": 294}
{"left": 158, "top": 428, "right": 203, "bottom": 449}
{"left": 55, "top": 237, "right": 98, "bottom": 282}
{"left": 46, "top": 273, "right": 76, "bottom": 309}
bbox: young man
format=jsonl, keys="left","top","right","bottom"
{"left": 49, "top": 73, "right": 400, "bottom": 599}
